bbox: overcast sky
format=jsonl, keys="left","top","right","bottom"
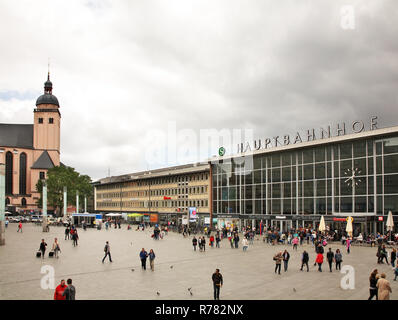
{"left": 0, "top": 0, "right": 397, "bottom": 181}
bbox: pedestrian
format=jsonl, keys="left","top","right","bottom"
{"left": 242, "top": 237, "right": 248, "bottom": 251}
{"left": 391, "top": 248, "right": 397, "bottom": 268}
{"left": 149, "top": 249, "right": 156, "bottom": 271}
{"left": 5, "top": 219, "right": 8, "bottom": 228}
{"left": 39, "top": 239, "right": 47, "bottom": 259}
{"left": 282, "top": 250, "right": 290, "bottom": 272}
{"left": 215, "top": 234, "right": 221, "bottom": 248}
{"left": 201, "top": 237, "right": 206, "bottom": 252}
{"left": 65, "top": 226, "right": 70, "bottom": 240}
{"left": 17, "top": 221, "right": 22, "bottom": 233}
{"left": 192, "top": 237, "right": 198, "bottom": 251}
{"left": 54, "top": 279, "right": 67, "bottom": 300}
{"left": 335, "top": 249, "right": 342, "bottom": 271}
{"left": 52, "top": 238, "right": 61, "bottom": 258}
{"left": 380, "top": 245, "right": 389, "bottom": 264}
{"left": 62, "top": 279, "right": 76, "bottom": 300}
{"left": 209, "top": 235, "right": 215, "bottom": 248}
{"left": 273, "top": 252, "right": 282, "bottom": 275}
{"left": 315, "top": 252, "right": 324, "bottom": 272}
{"left": 346, "top": 238, "right": 351, "bottom": 254}
{"left": 394, "top": 266, "right": 398, "bottom": 281}
{"left": 102, "top": 241, "right": 112, "bottom": 263}
{"left": 300, "top": 250, "right": 309, "bottom": 272}
{"left": 234, "top": 233, "right": 240, "bottom": 249}
{"left": 72, "top": 229, "right": 79, "bottom": 246}
{"left": 368, "top": 269, "right": 378, "bottom": 300}
{"left": 326, "top": 248, "right": 334, "bottom": 272}
{"left": 292, "top": 237, "right": 299, "bottom": 250}
{"left": 140, "top": 248, "right": 148, "bottom": 270}
{"left": 377, "top": 273, "right": 392, "bottom": 300}
{"left": 212, "top": 269, "right": 223, "bottom": 300}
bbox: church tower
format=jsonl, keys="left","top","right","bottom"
{"left": 33, "top": 73, "right": 61, "bottom": 167}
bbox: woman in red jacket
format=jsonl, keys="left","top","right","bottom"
{"left": 54, "top": 279, "right": 67, "bottom": 300}
{"left": 315, "top": 253, "right": 324, "bottom": 272}
{"left": 209, "top": 235, "right": 215, "bottom": 248}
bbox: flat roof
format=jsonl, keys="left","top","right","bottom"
{"left": 95, "top": 162, "right": 210, "bottom": 186}
{"left": 209, "top": 125, "right": 398, "bottom": 163}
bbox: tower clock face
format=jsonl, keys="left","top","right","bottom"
{"left": 344, "top": 167, "right": 363, "bottom": 187}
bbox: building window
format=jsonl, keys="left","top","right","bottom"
{"left": 39, "top": 172, "right": 45, "bottom": 180}
{"left": 19, "top": 153, "right": 27, "bottom": 195}
{"left": 38, "top": 118, "right": 43, "bottom": 124}
{"left": 5, "top": 197, "right": 10, "bottom": 205}
{"left": 49, "top": 118, "right": 54, "bottom": 124}
{"left": 21, "top": 198, "right": 27, "bottom": 206}
{"left": 5, "top": 151, "right": 13, "bottom": 195}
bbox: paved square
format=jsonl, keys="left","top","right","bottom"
{"left": 0, "top": 223, "right": 396, "bottom": 300}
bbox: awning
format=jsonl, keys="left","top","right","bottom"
{"left": 127, "top": 213, "right": 144, "bottom": 217}
{"left": 72, "top": 214, "right": 98, "bottom": 217}
{"left": 105, "top": 213, "right": 123, "bottom": 217}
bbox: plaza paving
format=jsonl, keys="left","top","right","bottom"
{"left": 0, "top": 223, "right": 397, "bottom": 300}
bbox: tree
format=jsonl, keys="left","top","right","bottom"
{"left": 36, "top": 166, "right": 93, "bottom": 216}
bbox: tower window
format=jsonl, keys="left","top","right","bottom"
{"left": 49, "top": 118, "right": 54, "bottom": 124}
{"left": 38, "top": 118, "right": 43, "bottom": 124}
{"left": 39, "top": 172, "right": 45, "bottom": 180}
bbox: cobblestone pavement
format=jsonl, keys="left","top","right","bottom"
{"left": 0, "top": 223, "right": 397, "bottom": 300}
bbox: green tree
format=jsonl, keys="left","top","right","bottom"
{"left": 36, "top": 166, "right": 93, "bottom": 216}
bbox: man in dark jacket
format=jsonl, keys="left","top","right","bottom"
{"left": 300, "top": 250, "right": 309, "bottom": 272}
{"left": 62, "top": 278, "right": 76, "bottom": 300}
{"left": 140, "top": 248, "right": 148, "bottom": 270}
{"left": 327, "top": 248, "right": 334, "bottom": 272}
{"left": 282, "top": 250, "right": 290, "bottom": 272}
{"left": 212, "top": 269, "right": 223, "bottom": 300}
{"left": 192, "top": 237, "right": 198, "bottom": 251}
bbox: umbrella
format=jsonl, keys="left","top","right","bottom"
{"left": 318, "top": 216, "right": 326, "bottom": 233}
{"left": 386, "top": 211, "right": 394, "bottom": 241}
{"left": 346, "top": 216, "right": 353, "bottom": 238}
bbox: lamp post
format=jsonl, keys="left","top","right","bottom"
{"left": 0, "top": 163, "right": 6, "bottom": 245}
{"left": 42, "top": 179, "right": 48, "bottom": 232}
{"left": 76, "top": 191, "right": 79, "bottom": 214}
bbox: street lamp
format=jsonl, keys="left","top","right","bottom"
{"left": 42, "top": 179, "right": 49, "bottom": 232}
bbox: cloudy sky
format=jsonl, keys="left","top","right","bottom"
{"left": 0, "top": 0, "right": 397, "bottom": 181}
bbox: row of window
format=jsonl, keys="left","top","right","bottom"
{"left": 5, "top": 197, "right": 27, "bottom": 206}
{"left": 97, "top": 185, "right": 209, "bottom": 199}
{"left": 214, "top": 195, "right": 398, "bottom": 215}
{"left": 96, "top": 172, "right": 209, "bottom": 190}
{"left": 38, "top": 117, "right": 54, "bottom": 124}
{"left": 97, "top": 199, "right": 209, "bottom": 208}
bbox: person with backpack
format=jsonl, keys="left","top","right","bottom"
{"left": 102, "top": 241, "right": 112, "bottom": 263}
{"left": 282, "top": 250, "right": 290, "bottom": 272}
{"left": 300, "top": 250, "right": 309, "bottom": 272}
{"left": 326, "top": 248, "right": 334, "bottom": 272}
{"left": 149, "top": 249, "right": 156, "bottom": 271}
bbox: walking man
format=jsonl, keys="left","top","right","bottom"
{"left": 192, "top": 237, "right": 198, "bottom": 251}
{"left": 62, "top": 279, "right": 76, "bottom": 300}
{"left": 282, "top": 250, "right": 290, "bottom": 272}
{"left": 212, "top": 269, "right": 223, "bottom": 300}
{"left": 335, "top": 249, "right": 343, "bottom": 270}
{"left": 300, "top": 250, "right": 309, "bottom": 272}
{"left": 72, "top": 229, "right": 79, "bottom": 247}
{"left": 39, "top": 239, "right": 47, "bottom": 259}
{"left": 140, "top": 248, "right": 148, "bottom": 270}
{"left": 327, "top": 248, "right": 334, "bottom": 272}
{"left": 65, "top": 226, "right": 70, "bottom": 240}
{"left": 102, "top": 241, "right": 112, "bottom": 263}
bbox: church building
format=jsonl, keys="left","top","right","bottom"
{"left": 0, "top": 74, "right": 61, "bottom": 213}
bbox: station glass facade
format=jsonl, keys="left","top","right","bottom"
{"left": 212, "top": 133, "right": 398, "bottom": 232}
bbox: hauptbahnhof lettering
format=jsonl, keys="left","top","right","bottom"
{"left": 95, "top": 119, "right": 398, "bottom": 235}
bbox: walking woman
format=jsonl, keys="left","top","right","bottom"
{"left": 149, "top": 249, "right": 156, "bottom": 271}
{"left": 346, "top": 238, "right": 351, "bottom": 254}
{"left": 273, "top": 252, "right": 282, "bottom": 275}
{"left": 377, "top": 273, "right": 392, "bottom": 300}
{"left": 52, "top": 238, "right": 61, "bottom": 258}
{"left": 368, "top": 269, "right": 378, "bottom": 300}
{"left": 335, "top": 249, "right": 342, "bottom": 271}
{"left": 39, "top": 239, "right": 47, "bottom": 259}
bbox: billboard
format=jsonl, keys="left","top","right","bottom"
{"left": 189, "top": 207, "right": 198, "bottom": 221}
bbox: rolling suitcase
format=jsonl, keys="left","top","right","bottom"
{"left": 49, "top": 251, "right": 54, "bottom": 258}
{"left": 36, "top": 251, "right": 42, "bottom": 258}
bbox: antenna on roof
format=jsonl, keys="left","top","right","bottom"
{"left": 48, "top": 57, "right": 50, "bottom": 80}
